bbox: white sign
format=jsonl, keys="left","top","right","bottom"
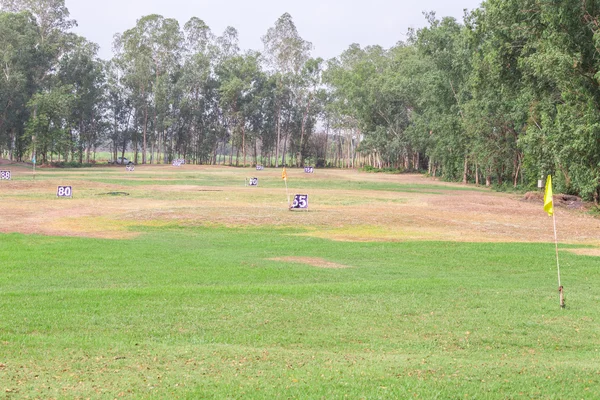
{"left": 248, "top": 177, "right": 258, "bottom": 186}
{"left": 126, "top": 164, "right": 135, "bottom": 172}
{"left": 57, "top": 186, "right": 72, "bottom": 198}
{"left": 172, "top": 160, "right": 182, "bottom": 167}
{"left": 304, "top": 166, "right": 314, "bottom": 174}
{"left": 256, "top": 165, "right": 264, "bottom": 170}
{"left": 0, "top": 170, "right": 11, "bottom": 180}
{"left": 291, "top": 194, "right": 308, "bottom": 209}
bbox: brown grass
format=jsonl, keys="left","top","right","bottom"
{"left": 1, "top": 165, "right": 600, "bottom": 248}
{"left": 268, "top": 257, "right": 352, "bottom": 269}
{"left": 563, "top": 248, "right": 600, "bottom": 257}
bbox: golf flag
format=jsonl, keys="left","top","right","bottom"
{"left": 282, "top": 167, "right": 287, "bottom": 181}
{"left": 544, "top": 175, "right": 554, "bottom": 216}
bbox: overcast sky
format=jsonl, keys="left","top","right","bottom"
{"left": 67, "top": 0, "right": 482, "bottom": 60}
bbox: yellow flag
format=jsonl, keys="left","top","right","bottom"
{"left": 282, "top": 167, "right": 287, "bottom": 181}
{"left": 543, "top": 175, "right": 554, "bottom": 216}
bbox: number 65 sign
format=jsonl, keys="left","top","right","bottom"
{"left": 291, "top": 194, "right": 308, "bottom": 210}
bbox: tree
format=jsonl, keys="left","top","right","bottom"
{"left": 25, "top": 85, "right": 74, "bottom": 163}
{"left": 58, "top": 35, "right": 105, "bottom": 162}
{"left": 217, "top": 51, "right": 262, "bottom": 166}
{"left": 0, "top": 11, "right": 39, "bottom": 160}
{"left": 261, "top": 13, "right": 312, "bottom": 166}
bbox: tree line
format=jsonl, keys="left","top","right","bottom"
{"left": 1, "top": 0, "right": 600, "bottom": 202}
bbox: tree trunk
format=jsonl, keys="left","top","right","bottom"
{"left": 242, "top": 124, "right": 246, "bottom": 167}
{"left": 150, "top": 138, "right": 154, "bottom": 164}
{"left": 512, "top": 152, "right": 521, "bottom": 188}
{"left": 253, "top": 138, "right": 258, "bottom": 166}
{"left": 142, "top": 103, "right": 148, "bottom": 164}
{"left": 275, "top": 105, "right": 281, "bottom": 168}
{"left": 9, "top": 128, "right": 15, "bottom": 161}
{"left": 299, "top": 94, "right": 312, "bottom": 167}
{"left": 157, "top": 130, "right": 162, "bottom": 164}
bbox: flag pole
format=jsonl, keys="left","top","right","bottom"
{"left": 544, "top": 175, "right": 564, "bottom": 308}
{"left": 282, "top": 166, "right": 290, "bottom": 209}
{"left": 552, "top": 211, "right": 564, "bottom": 308}
{"left": 284, "top": 178, "right": 290, "bottom": 209}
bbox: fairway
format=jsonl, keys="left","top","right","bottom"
{"left": 1, "top": 164, "right": 600, "bottom": 398}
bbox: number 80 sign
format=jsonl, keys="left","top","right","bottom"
{"left": 57, "top": 186, "right": 73, "bottom": 198}
{"left": 291, "top": 194, "right": 308, "bottom": 210}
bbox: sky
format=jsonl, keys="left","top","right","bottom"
{"left": 67, "top": 0, "right": 483, "bottom": 61}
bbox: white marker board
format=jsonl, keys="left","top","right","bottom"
{"left": 57, "top": 186, "right": 72, "bottom": 198}
{"left": 291, "top": 194, "right": 308, "bottom": 209}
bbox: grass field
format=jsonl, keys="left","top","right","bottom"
{"left": 1, "top": 163, "right": 600, "bottom": 398}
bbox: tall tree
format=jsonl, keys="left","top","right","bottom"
{"left": 261, "top": 13, "right": 312, "bottom": 166}
{"left": 0, "top": 11, "right": 39, "bottom": 160}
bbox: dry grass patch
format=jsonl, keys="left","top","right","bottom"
{"left": 563, "top": 248, "right": 600, "bottom": 257}
{"left": 269, "top": 256, "right": 352, "bottom": 269}
{"left": 2, "top": 168, "right": 600, "bottom": 244}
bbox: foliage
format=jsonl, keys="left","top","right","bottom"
{"left": 2, "top": 1, "right": 600, "bottom": 201}
{"left": 361, "top": 165, "right": 404, "bottom": 174}
{"left": 48, "top": 160, "right": 94, "bottom": 167}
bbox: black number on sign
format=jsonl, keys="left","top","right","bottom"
{"left": 0, "top": 170, "right": 10, "bottom": 180}
{"left": 57, "top": 186, "right": 72, "bottom": 197}
{"left": 292, "top": 194, "right": 308, "bottom": 209}
{"left": 256, "top": 165, "right": 264, "bottom": 170}
{"left": 249, "top": 178, "right": 258, "bottom": 186}
{"left": 304, "top": 167, "right": 314, "bottom": 173}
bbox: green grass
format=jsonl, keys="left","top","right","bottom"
{"left": 1, "top": 226, "right": 600, "bottom": 398}
{"left": 8, "top": 166, "right": 482, "bottom": 194}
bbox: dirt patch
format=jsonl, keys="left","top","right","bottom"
{"left": 523, "top": 192, "right": 544, "bottom": 202}
{"left": 563, "top": 248, "right": 600, "bottom": 257}
{"left": 523, "top": 192, "right": 585, "bottom": 210}
{"left": 268, "top": 257, "right": 352, "bottom": 269}
{"left": 98, "top": 192, "right": 130, "bottom": 196}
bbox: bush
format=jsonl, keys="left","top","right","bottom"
{"left": 49, "top": 161, "right": 95, "bottom": 168}
{"left": 362, "top": 165, "right": 404, "bottom": 174}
